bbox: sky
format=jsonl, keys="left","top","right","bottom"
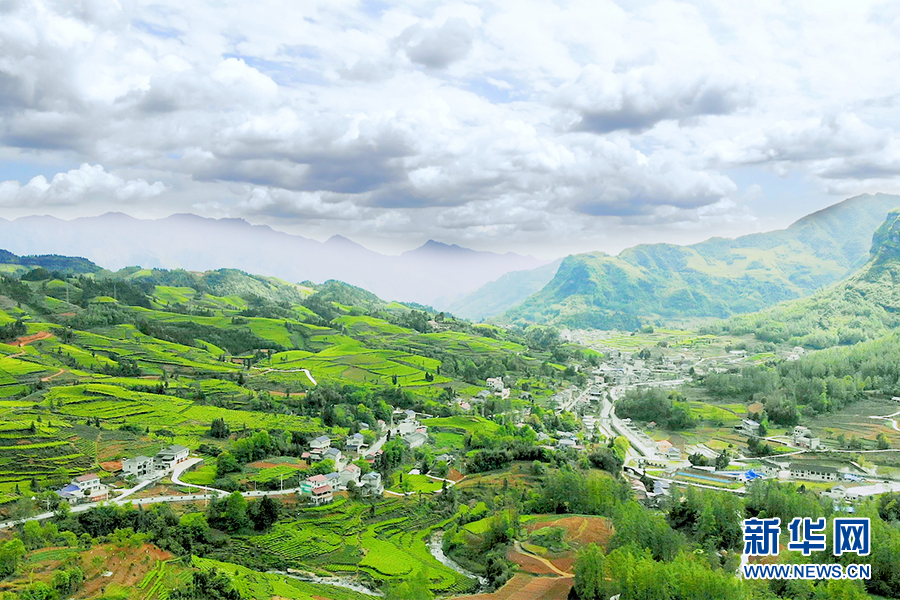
{"left": 2, "top": 1, "right": 900, "bottom": 258}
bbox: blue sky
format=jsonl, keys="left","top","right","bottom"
{"left": 1, "top": 1, "right": 899, "bottom": 257}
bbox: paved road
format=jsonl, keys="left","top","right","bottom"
{"left": 171, "top": 458, "right": 228, "bottom": 495}
{"left": 0, "top": 458, "right": 314, "bottom": 530}
{"left": 364, "top": 435, "right": 387, "bottom": 457}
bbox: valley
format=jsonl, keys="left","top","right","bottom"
{"left": 3, "top": 199, "right": 900, "bottom": 600}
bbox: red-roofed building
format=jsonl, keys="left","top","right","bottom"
{"left": 311, "top": 484, "right": 333, "bottom": 505}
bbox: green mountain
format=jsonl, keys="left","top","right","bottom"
{"left": 0, "top": 249, "right": 100, "bottom": 274}
{"left": 710, "top": 208, "right": 900, "bottom": 348}
{"left": 501, "top": 193, "right": 900, "bottom": 329}
{"left": 443, "top": 258, "right": 563, "bottom": 321}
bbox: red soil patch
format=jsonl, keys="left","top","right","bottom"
{"left": 455, "top": 573, "right": 534, "bottom": 600}
{"left": 455, "top": 573, "right": 573, "bottom": 600}
{"left": 59, "top": 312, "right": 76, "bottom": 317}
{"left": 100, "top": 460, "right": 123, "bottom": 472}
{"left": 447, "top": 468, "right": 465, "bottom": 482}
{"left": 527, "top": 576, "right": 574, "bottom": 600}
{"left": 525, "top": 515, "right": 614, "bottom": 548}
{"left": 12, "top": 331, "right": 53, "bottom": 346}
{"left": 506, "top": 548, "right": 555, "bottom": 575}
{"left": 79, "top": 543, "right": 173, "bottom": 598}
{"left": 747, "top": 402, "right": 764, "bottom": 414}
{"left": 248, "top": 460, "right": 282, "bottom": 469}
{"left": 549, "top": 556, "right": 574, "bottom": 573}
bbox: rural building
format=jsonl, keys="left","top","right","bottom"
{"left": 402, "top": 432, "right": 428, "bottom": 449}
{"left": 486, "top": 377, "right": 504, "bottom": 392}
{"left": 557, "top": 437, "right": 576, "bottom": 449}
{"left": 57, "top": 473, "right": 109, "bottom": 505}
{"left": 736, "top": 419, "right": 761, "bottom": 437}
{"left": 310, "top": 484, "right": 334, "bottom": 505}
{"left": 310, "top": 435, "right": 331, "bottom": 450}
{"left": 434, "top": 453, "right": 453, "bottom": 465}
{"left": 300, "top": 474, "right": 328, "bottom": 495}
{"left": 656, "top": 440, "right": 682, "bottom": 460}
{"left": 360, "top": 472, "right": 384, "bottom": 496}
{"left": 345, "top": 433, "right": 366, "bottom": 452}
{"left": 323, "top": 447, "right": 342, "bottom": 464}
{"left": 153, "top": 445, "right": 189, "bottom": 471}
{"left": 787, "top": 459, "right": 869, "bottom": 483}
{"left": 340, "top": 463, "right": 361, "bottom": 487}
{"left": 123, "top": 455, "right": 153, "bottom": 478}
{"left": 792, "top": 426, "right": 820, "bottom": 449}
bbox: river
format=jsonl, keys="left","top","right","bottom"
{"left": 270, "top": 530, "right": 487, "bottom": 597}
{"left": 428, "top": 530, "right": 489, "bottom": 590}
{"left": 271, "top": 570, "right": 384, "bottom": 597}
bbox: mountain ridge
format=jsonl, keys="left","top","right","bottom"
{"left": 0, "top": 212, "right": 549, "bottom": 307}
{"left": 500, "top": 193, "right": 900, "bottom": 329}
{"left": 708, "top": 208, "right": 900, "bottom": 347}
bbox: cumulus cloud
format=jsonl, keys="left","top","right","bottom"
{"left": 0, "top": 163, "right": 165, "bottom": 206}
{"left": 396, "top": 18, "right": 475, "bottom": 69}
{"left": 2, "top": 1, "right": 900, "bottom": 254}
{"left": 557, "top": 65, "right": 754, "bottom": 133}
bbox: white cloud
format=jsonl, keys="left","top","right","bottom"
{"left": 2, "top": 1, "right": 900, "bottom": 254}
{"left": 0, "top": 163, "right": 164, "bottom": 206}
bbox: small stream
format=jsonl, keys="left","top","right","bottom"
{"left": 270, "top": 570, "right": 384, "bottom": 597}
{"left": 428, "top": 531, "right": 489, "bottom": 590}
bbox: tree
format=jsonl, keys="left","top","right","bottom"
{"left": 715, "top": 450, "right": 730, "bottom": 471}
{"left": 209, "top": 417, "right": 230, "bottom": 439}
{"left": 216, "top": 451, "right": 241, "bottom": 478}
{"left": 689, "top": 452, "right": 710, "bottom": 467}
{"left": 210, "top": 491, "right": 250, "bottom": 533}
{"left": 574, "top": 543, "right": 607, "bottom": 600}
{"left": 251, "top": 496, "right": 279, "bottom": 531}
{"left": 0, "top": 538, "right": 26, "bottom": 576}
{"left": 877, "top": 432, "right": 891, "bottom": 450}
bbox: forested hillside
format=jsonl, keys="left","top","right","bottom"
{"left": 709, "top": 208, "right": 900, "bottom": 347}
{"left": 502, "top": 193, "right": 900, "bottom": 329}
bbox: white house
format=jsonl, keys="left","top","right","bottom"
{"left": 340, "top": 463, "right": 361, "bottom": 487}
{"left": 486, "top": 377, "right": 504, "bottom": 392}
{"left": 323, "top": 447, "right": 342, "bottom": 464}
{"left": 360, "top": 472, "right": 384, "bottom": 496}
{"left": 123, "top": 455, "right": 153, "bottom": 478}
{"left": 737, "top": 419, "right": 761, "bottom": 437}
{"left": 153, "top": 445, "right": 189, "bottom": 471}
{"left": 310, "top": 435, "right": 331, "bottom": 450}
{"left": 402, "top": 432, "right": 428, "bottom": 449}
{"left": 792, "top": 426, "right": 820, "bottom": 450}
{"left": 346, "top": 433, "right": 366, "bottom": 452}
{"left": 310, "top": 484, "right": 333, "bottom": 505}
{"left": 58, "top": 473, "right": 109, "bottom": 505}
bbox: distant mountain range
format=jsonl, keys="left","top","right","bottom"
{"left": 0, "top": 213, "right": 548, "bottom": 306}
{"left": 498, "top": 193, "right": 900, "bottom": 329}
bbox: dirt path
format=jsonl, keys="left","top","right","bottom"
{"left": 41, "top": 369, "right": 65, "bottom": 382}
{"left": 12, "top": 331, "right": 54, "bottom": 346}
{"left": 512, "top": 541, "right": 573, "bottom": 577}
